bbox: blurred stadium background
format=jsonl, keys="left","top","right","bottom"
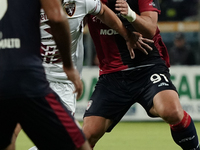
{"left": 17, "top": 0, "right": 200, "bottom": 149}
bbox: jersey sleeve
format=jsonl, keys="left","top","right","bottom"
{"left": 138, "top": 0, "right": 161, "bottom": 14}
{"left": 85, "top": 0, "right": 102, "bottom": 15}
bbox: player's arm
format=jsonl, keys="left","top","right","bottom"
{"left": 96, "top": 3, "right": 154, "bottom": 58}
{"left": 115, "top": 0, "right": 158, "bottom": 38}
{"left": 130, "top": 11, "right": 158, "bottom": 38}
{"left": 96, "top": 3, "right": 137, "bottom": 43}
{"left": 40, "top": 0, "right": 83, "bottom": 99}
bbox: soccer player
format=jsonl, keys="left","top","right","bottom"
{"left": 82, "top": 0, "right": 200, "bottom": 149}
{"left": 0, "top": 0, "right": 91, "bottom": 150}
{"left": 29, "top": 0, "right": 154, "bottom": 149}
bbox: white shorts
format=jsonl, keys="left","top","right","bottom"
{"left": 49, "top": 81, "right": 76, "bottom": 115}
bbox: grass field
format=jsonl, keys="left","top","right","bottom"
{"left": 16, "top": 121, "right": 200, "bottom": 150}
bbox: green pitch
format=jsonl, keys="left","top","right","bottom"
{"left": 16, "top": 121, "right": 200, "bottom": 150}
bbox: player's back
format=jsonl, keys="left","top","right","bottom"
{"left": 0, "top": 0, "right": 50, "bottom": 98}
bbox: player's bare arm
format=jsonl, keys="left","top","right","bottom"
{"left": 40, "top": 0, "right": 83, "bottom": 99}
{"left": 115, "top": 0, "right": 158, "bottom": 38}
{"left": 96, "top": 3, "right": 154, "bottom": 59}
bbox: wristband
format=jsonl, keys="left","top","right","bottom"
{"left": 122, "top": 5, "right": 136, "bottom": 22}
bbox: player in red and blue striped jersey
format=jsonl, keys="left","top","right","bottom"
{"left": 82, "top": 0, "right": 200, "bottom": 149}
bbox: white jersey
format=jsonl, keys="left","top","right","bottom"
{"left": 40, "top": 0, "right": 101, "bottom": 83}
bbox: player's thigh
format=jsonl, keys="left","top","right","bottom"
{"left": 151, "top": 90, "right": 184, "bottom": 123}
{"left": 83, "top": 116, "right": 112, "bottom": 138}
{"left": 84, "top": 73, "right": 133, "bottom": 132}
{"left": 138, "top": 64, "right": 179, "bottom": 117}
{"left": 18, "top": 93, "right": 85, "bottom": 150}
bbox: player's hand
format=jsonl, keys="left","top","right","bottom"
{"left": 116, "top": 0, "right": 138, "bottom": 23}
{"left": 63, "top": 66, "right": 83, "bottom": 100}
{"left": 126, "top": 32, "right": 154, "bottom": 59}
{"left": 115, "top": 0, "right": 129, "bottom": 17}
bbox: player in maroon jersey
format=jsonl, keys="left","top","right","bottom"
{"left": 82, "top": 0, "right": 200, "bottom": 149}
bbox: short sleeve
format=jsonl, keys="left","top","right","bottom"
{"left": 86, "top": 0, "right": 102, "bottom": 15}
{"left": 138, "top": 0, "right": 161, "bottom": 14}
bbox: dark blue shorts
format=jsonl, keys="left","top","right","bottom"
{"left": 84, "top": 64, "right": 177, "bottom": 132}
{"left": 0, "top": 91, "right": 85, "bottom": 150}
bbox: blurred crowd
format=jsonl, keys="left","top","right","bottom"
{"left": 158, "top": 0, "right": 199, "bottom": 21}
{"left": 169, "top": 32, "right": 197, "bottom": 65}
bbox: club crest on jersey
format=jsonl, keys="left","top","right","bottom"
{"left": 63, "top": 2, "right": 76, "bottom": 17}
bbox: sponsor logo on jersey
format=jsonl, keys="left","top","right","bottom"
{"left": 92, "top": 17, "right": 118, "bottom": 36}
{"left": 100, "top": 29, "right": 118, "bottom": 35}
{"left": 158, "top": 82, "right": 169, "bottom": 87}
{"left": 63, "top": 2, "right": 76, "bottom": 17}
{"left": 0, "top": 32, "right": 21, "bottom": 49}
